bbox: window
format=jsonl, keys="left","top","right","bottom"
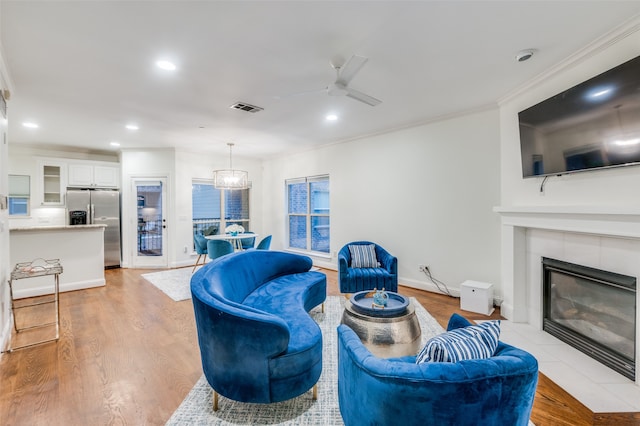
{"left": 224, "top": 188, "right": 250, "bottom": 231}
{"left": 287, "top": 175, "right": 329, "bottom": 254}
{"left": 192, "top": 180, "right": 250, "bottom": 239}
{"left": 8, "top": 175, "right": 30, "bottom": 216}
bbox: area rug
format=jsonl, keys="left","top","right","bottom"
{"left": 166, "top": 296, "right": 445, "bottom": 425}
{"left": 142, "top": 268, "right": 193, "bottom": 301}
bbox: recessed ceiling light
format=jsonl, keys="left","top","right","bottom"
{"left": 22, "top": 122, "right": 39, "bottom": 128}
{"left": 110, "top": 141, "right": 120, "bottom": 147}
{"left": 156, "top": 60, "right": 176, "bottom": 71}
{"left": 125, "top": 124, "right": 139, "bottom": 130}
{"left": 326, "top": 114, "right": 338, "bottom": 121}
{"left": 515, "top": 50, "right": 534, "bottom": 62}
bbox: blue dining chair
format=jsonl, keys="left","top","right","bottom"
{"left": 207, "top": 239, "right": 234, "bottom": 261}
{"left": 192, "top": 233, "right": 208, "bottom": 273}
{"left": 256, "top": 235, "right": 272, "bottom": 250}
{"left": 240, "top": 233, "right": 256, "bottom": 250}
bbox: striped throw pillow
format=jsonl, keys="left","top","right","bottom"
{"left": 415, "top": 320, "right": 501, "bottom": 364}
{"left": 348, "top": 244, "right": 379, "bottom": 268}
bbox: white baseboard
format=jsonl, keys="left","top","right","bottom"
{"left": 171, "top": 259, "right": 195, "bottom": 269}
{"left": 11, "top": 278, "right": 105, "bottom": 299}
{"left": 400, "top": 277, "right": 461, "bottom": 298}
{"left": 312, "top": 259, "right": 336, "bottom": 270}
{"left": 500, "top": 302, "right": 514, "bottom": 320}
{"left": 0, "top": 316, "right": 12, "bottom": 353}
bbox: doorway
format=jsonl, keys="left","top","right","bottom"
{"left": 132, "top": 178, "right": 167, "bottom": 268}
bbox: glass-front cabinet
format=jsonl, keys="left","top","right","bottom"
{"left": 37, "top": 160, "right": 66, "bottom": 205}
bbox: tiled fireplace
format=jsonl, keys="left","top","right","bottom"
{"left": 495, "top": 206, "right": 640, "bottom": 412}
{"left": 542, "top": 257, "right": 636, "bottom": 380}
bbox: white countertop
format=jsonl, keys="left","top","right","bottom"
{"left": 10, "top": 224, "right": 107, "bottom": 231}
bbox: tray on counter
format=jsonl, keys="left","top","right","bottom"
{"left": 350, "top": 290, "right": 409, "bottom": 317}
{"left": 10, "top": 258, "right": 63, "bottom": 280}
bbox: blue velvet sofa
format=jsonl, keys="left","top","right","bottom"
{"left": 338, "top": 241, "right": 398, "bottom": 293}
{"left": 190, "top": 250, "right": 326, "bottom": 410}
{"left": 337, "top": 314, "right": 538, "bottom": 426}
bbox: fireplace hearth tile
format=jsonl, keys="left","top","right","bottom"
{"left": 541, "top": 361, "right": 635, "bottom": 412}
{"left": 602, "top": 383, "right": 640, "bottom": 411}
{"left": 498, "top": 332, "right": 558, "bottom": 363}
{"left": 550, "top": 343, "right": 631, "bottom": 384}
{"left": 497, "top": 320, "right": 639, "bottom": 413}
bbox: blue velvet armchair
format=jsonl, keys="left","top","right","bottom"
{"left": 338, "top": 241, "right": 398, "bottom": 293}
{"left": 337, "top": 314, "right": 538, "bottom": 426}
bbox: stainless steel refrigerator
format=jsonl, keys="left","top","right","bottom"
{"left": 67, "top": 188, "right": 121, "bottom": 268}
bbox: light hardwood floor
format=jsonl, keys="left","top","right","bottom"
{"left": 1, "top": 267, "right": 637, "bottom": 425}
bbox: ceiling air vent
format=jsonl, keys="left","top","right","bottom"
{"left": 229, "top": 102, "right": 264, "bottom": 113}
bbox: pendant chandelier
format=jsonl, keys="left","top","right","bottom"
{"left": 213, "top": 142, "right": 249, "bottom": 190}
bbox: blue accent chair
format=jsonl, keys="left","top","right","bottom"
{"left": 191, "top": 250, "right": 327, "bottom": 410}
{"left": 192, "top": 233, "right": 208, "bottom": 273}
{"left": 337, "top": 314, "right": 539, "bottom": 426}
{"left": 206, "top": 239, "right": 234, "bottom": 261}
{"left": 338, "top": 241, "right": 398, "bottom": 293}
{"left": 256, "top": 235, "right": 272, "bottom": 250}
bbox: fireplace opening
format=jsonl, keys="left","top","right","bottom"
{"left": 542, "top": 257, "right": 636, "bottom": 380}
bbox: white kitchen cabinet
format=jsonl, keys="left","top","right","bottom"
{"left": 68, "top": 163, "right": 119, "bottom": 188}
{"left": 37, "top": 159, "right": 67, "bottom": 205}
{"left": 93, "top": 166, "right": 119, "bottom": 187}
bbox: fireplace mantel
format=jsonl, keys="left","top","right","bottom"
{"left": 494, "top": 205, "right": 640, "bottom": 239}
{"left": 494, "top": 205, "right": 640, "bottom": 324}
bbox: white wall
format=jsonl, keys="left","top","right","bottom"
{"left": 263, "top": 108, "right": 502, "bottom": 297}
{"left": 500, "top": 24, "right": 640, "bottom": 208}
{"left": 0, "top": 109, "right": 9, "bottom": 351}
{"left": 0, "top": 0, "right": 14, "bottom": 351}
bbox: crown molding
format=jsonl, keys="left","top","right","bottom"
{"left": 498, "top": 14, "right": 640, "bottom": 106}
{"left": 0, "top": 42, "right": 14, "bottom": 93}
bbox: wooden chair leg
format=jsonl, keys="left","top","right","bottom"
{"left": 321, "top": 302, "right": 325, "bottom": 313}
{"left": 192, "top": 254, "right": 202, "bottom": 273}
{"left": 213, "top": 390, "right": 219, "bottom": 411}
{"left": 312, "top": 383, "right": 318, "bottom": 400}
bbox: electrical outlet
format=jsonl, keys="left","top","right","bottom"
{"left": 183, "top": 245, "right": 188, "bottom": 253}
{"left": 418, "top": 264, "right": 427, "bottom": 272}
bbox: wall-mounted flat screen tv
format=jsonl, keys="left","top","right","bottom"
{"left": 519, "top": 55, "right": 640, "bottom": 178}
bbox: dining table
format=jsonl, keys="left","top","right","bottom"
{"left": 205, "top": 233, "right": 259, "bottom": 251}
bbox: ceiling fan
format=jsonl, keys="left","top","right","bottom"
{"left": 281, "top": 55, "right": 382, "bottom": 106}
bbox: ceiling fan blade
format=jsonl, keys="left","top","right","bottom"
{"left": 336, "top": 55, "right": 368, "bottom": 85}
{"left": 345, "top": 87, "right": 381, "bottom": 106}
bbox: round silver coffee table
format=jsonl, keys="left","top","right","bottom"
{"left": 341, "top": 294, "right": 422, "bottom": 358}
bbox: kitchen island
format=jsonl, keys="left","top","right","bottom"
{"left": 9, "top": 225, "right": 106, "bottom": 298}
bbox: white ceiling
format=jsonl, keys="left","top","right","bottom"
{"left": 2, "top": 1, "right": 640, "bottom": 159}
